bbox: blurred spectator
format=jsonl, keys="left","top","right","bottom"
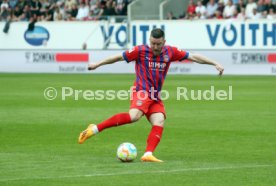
{"left": 12, "top": 5, "right": 23, "bottom": 21}
{"left": 245, "top": 0, "right": 257, "bottom": 18}
{"left": 166, "top": 11, "right": 176, "bottom": 20}
{"left": 65, "top": 12, "right": 75, "bottom": 21}
{"left": 186, "top": 0, "right": 196, "bottom": 16}
{"left": 267, "top": 7, "right": 275, "bottom": 19}
{"left": 83, "top": 9, "right": 97, "bottom": 20}
{"left": 99, "top": 0, "right": 116, "bottom": 18}
{"left": 1, "top": 1, "right": 10, "bottom": 22}
{"left": 222, "top": 0, "right": 229, "bottom": 5}
{"left": 9, "top": 0, "right": 18, "bottom": 9}
{"left": 195, "top": 0, "right": 206, "bottom": 19}
{"left": 217, "top": 0, "right": 225, "bottom": 15}
{"left": 70, "top": 3, "right": 78, "bottom": 18}
{"left": 39, "top": 11, "right": 52, "bottom": 21}
{"left": 232, "top": 7, "right": 239, "bottom": 18}
{"left": 21, "top": 5, "right": 32, "bottom": 21}
{"left": 236, "top": 0, "right": 245, "bottom": 13}
{"left": 47, "top": 0, "right": 58, "bottom": 5}
{"left": 206, "top": 0, "right": 218, "bottom": 18}
{"left": 185, "top": 12, "right": 194, "bottom": 20}
{"left": 214, "top": 10, "right": 223, "bottom": 19}
{"left": 264, "top": 0, "right": 275, "bottom": 12}
{"left": 201, "top": 0, "right": 209, "bottom": 5}
{"left": 115, "top": 0, "right": 128, "bottom": 15}
{"left": 17, "top": 0, "right": 28, "bottom": 11}
{"left": 30, "top": 0, "right": 42, "bottom": 17}
{"left": 262, "top": 9, "right": 268, "bottom": 18}
{"left": 90, "top": 0, "right": 98, "bottom": 7}
{"left": 0, "top": 9, "right": 9, "bottom": 22}
{"left": 194, "top": 11, "right": 201, "bottom": 19}
{"left": 91, "top": 0, "right": 101, "bottom": 18}
{"left": 84, "top": 0, "right": 90, "bottom": 7}
{"left": 76, "top": 2, "right": 89, "bottom": 20}
{"left": 1, "top": 0, "right": 9, "bottom": 10}
{"left": 257, "top": 0, "right": 266, "bottom": 13}
{"left": 250, "top": 8, "right": 262, "bottom": 19}
{"left": 56, "top": 0, "right": 65, "bottom": 7}
{"left": 39, "top": 0, "right": 50, "bottom": 17}
{"left": 53, "top": 4, "right": 65, "bottom": 21}
{"left": 49, "top": 1, "right": 57, "bottom": 19}
{"left": 64, "top": 0, "right": 76, "bottom": 18}
{"left": 65, "top": 0, "right": 77, "bottom": 12}
{"left": 194, "top": 11, "right": 206, "bottom": 19}
{"left": 223, "top": 0, "right": 236, "bottom": 18}
{"left": 237, "top": 7, "right": 246, "bottom": 19}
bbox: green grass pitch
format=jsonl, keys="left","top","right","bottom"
{"left": 0, "top": 73, "right": 276, "bottom": 185}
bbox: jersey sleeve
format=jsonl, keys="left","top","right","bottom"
{"left": 171, "top": 47, "right": 189, "bottom": 62}
{"left": 122, "top": 46, "right": 139, "bottom": 63}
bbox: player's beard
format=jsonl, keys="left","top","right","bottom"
{"left": 153, "top": 49, "right": 162, "bottom": 56}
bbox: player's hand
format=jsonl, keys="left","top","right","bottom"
{"left": 215, "top": 64, "right": 224, "bottom": 76}
{"left": 88, "top": 63, "right": 99, "bottom": 70}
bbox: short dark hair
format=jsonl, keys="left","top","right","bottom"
{"left": 151, "top": 28, "right": 165, "bottom": 39}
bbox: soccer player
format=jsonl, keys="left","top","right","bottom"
{"left": 79, "top": 28, "right": 224, "bottom": 162}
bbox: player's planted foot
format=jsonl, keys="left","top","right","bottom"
{"left": 78, "top": 124, "right": 96, "bottom": 144}
{"left": 141, "top": 153, "right": 163, "bottom": 163}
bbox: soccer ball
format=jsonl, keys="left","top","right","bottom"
{"left": 117, "top": 142, "right": 137, "bottom": 162}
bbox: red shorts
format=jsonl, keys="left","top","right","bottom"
{"left": 130, "top": 91, "right": 166, "bottom": 119}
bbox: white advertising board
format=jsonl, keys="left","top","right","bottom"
{"left": 0, "top": 50, "right": 91, "bottom": 73}
{"left": 0, "top": 22, "right": 127, "bottom": 49}
{"left": 0, "top": 20, "right": 275, "bottom": 50}
{"left": 0, "top": 50, "right": 275, "bottom": 75}
{"left": 131, "top": 20, "right": 276, "bottom": 50}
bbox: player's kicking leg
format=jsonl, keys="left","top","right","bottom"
{"left": 78, "top": 109, "right": 143, "bottom": 144}
{"left": 141, "top": 112, "right": 165, "bottom": 163}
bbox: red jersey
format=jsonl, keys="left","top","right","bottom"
{"left": 187, "top": 5, "right": 196, "bottom": 14}
{"left": 123, "top": 45, "right": 189, "bottom": 96}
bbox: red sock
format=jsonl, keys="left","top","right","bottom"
{"left": 97, "top": 113, "right": 132, "bottom": 132}
{"left": 145, "top": 125, "right": 164, "bottom": 152}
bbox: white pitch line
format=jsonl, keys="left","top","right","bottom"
{"left": 1, "top": 164, "right": 275, "bottom": 182}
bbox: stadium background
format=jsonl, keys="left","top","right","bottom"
{"left": 1, "top": 0, "right": 276, "bottom": 185}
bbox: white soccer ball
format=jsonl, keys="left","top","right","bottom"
{"left": 117, "top": 142, "right": 137, "bottom": 162}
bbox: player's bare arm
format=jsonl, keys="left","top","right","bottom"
{"left": 88, "top": 54, "right": 124, "bottom": 70}
{"left": 188, "top": 53, "right": 224, "bottom": 76}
